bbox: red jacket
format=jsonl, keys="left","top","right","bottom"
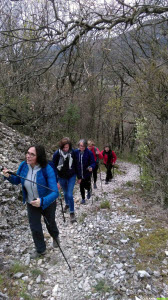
{"left": 88, "top": 146, "right": 103, "bottom": 162}
{"left": 101, "top": 150, "right": 117, "bottom": 165}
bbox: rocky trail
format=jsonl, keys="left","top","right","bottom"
{"left": 0, "top": 122, "right": 168, "bottom": 300}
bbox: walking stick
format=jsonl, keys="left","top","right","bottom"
{"left": 112, "top": 165, "right": 115, "bottom": 178}
{"left": 0, "top": 167, "right": 65, "bottom": 222}
{"left": 90, "top": 176, "right": 93, "bottom": 205}
{"left": 42, "top": 213, "right": 71, "bottom": 271}
{"left": 98, "top": 164, "right": 103, "bottom": 192}
{"left": 1, "top": 167, "right": 71, "bottom": 270}
{"left": 59, "top": 192, "right": 66, "bottom": 223}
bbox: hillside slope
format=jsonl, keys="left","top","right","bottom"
{"left": 0, "top": 123, "right": 168, "bottom": 300}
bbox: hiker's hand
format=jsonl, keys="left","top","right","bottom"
{"left": 2, "top": 168, "right": 10, "bottom": 178}
{"left": 96, "top": 151, "right": 99, "bottom": 155}
{"left": 57, "top": 183, "right": 61, "bottom": 190}
{"left": 88, "top": 167, "right": 92, "bottom": 172}
{"left": 77, "top": 179, "right": 81, "bottom": 184}
{"left": 31, "top": 198, "right": 40, "bottom": 207}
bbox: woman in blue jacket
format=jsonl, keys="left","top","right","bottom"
{"left": 75, "top": 139, "right": 96, "bottom": 204}
{"left": 3, "top": 145, "right": 59, "bottom": 259}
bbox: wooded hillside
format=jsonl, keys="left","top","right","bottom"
{"left": 0, "top": 0, "right": 168, "bottom": 203}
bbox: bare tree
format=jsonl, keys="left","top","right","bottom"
{"left": 0, "top": 0, "right": 168, "bottom": 80}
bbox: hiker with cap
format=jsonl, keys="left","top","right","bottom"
{"left": 2, "top": 144, "right": 60, "bottom": 259}
{"left": 75, "top": 139, "right": 95, "bottom": 204}
{"left": 87, "top": 139, "right": 103, "bottom": 189}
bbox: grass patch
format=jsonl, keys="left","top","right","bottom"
{"left": 100, "top": 200, "right": 110, "bottom": 209}
{"left": 18, "top": 280, "right": 35, "bottom": 300}
{"left": 0, "top": 274, "right": 3, "bottom": 286}
{"left": 114, "top": 168, "right": 125, "bottom": 175}
{"left": 20, "top": 292, "right": 33, "bottom": 300}
{"left": 78, "top": 212, "right": 87, "bottom": 223}
{"left": 125, "top": 181, "right": 135, "bottom": 187}
{"left": 135, "top": 228, "right": 168, "bottom": 269}
{"left": 9, "top": 261, "right": 28, "bottom": 276}
{"left": 98, "top": 164, "right": 106, "bottom": 172}
{"left": 93, "top": 280, "right": 111, "bottom": 293}
{"left": 31, "top": 268, "right": 43, "bottom": 278}
{"left": 136, "top": 228, "right": 168, "bottom": 257}
{"left": 113, "top": 187, "right": 123, "bottom": 194}
{"left": 0, "top": 273, "right": 38, "bottom": 300}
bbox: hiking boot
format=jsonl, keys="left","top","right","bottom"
{"left": 87, "top": 190, "right": 91, "bottom": 199}
{"left": 70, "top": 213, "right": 77, "bottom": 224}
{"left": 80, "top": 199, "right": 86, "bottom": 205}
{"left": 53, "top": 237, "right": 60, "bottom": 248}
{"left": 30, "top": 250, "right": 46, "bottom": 259}
{"left": 105, "top": 181, "right": 109, "bottom": 185}
{"left": 63, "top": 205, "right": 69, "bottom": 213}
{"left": 94, "top": 183, "right": 97, "bottom": 189}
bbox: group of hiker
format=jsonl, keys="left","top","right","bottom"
{"left": 2, "top": 138, "right": 117, "bottom": 259}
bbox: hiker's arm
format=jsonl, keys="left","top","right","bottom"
{"left": 97, "top": 148, "right": 103, "bottom": 159}
{"left": 112, "top": 151, "right": 117, "bottom": 164}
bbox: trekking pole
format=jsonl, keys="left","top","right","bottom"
{"left": 41, "top": 212, "right": 71, "bottom": 271}
{"left": 59, "top": 192, "right": 66, "bottom": 223}
{"left": 90, "top": 176, "right": 93, "bottom": 205}
{"left": 112, "top": 165, "right": 115, "bottom": 178}
{"left": 98, "top": 164, "right": 103, "bottom": 192}
{"left": 0, "top": 167, "right": 65, "bottom": 222}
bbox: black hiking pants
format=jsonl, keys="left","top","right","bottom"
{"left": 105, "top": 163, "right": 113, "bottom": 182}
{"left": 92, "top": 163, "right": 99, "bottom": 184}
{"left": 80, "top": 176, "right": 91, "bottom": 200}
{"left": 27, "top": 200, "right": 59, "bottom": 253}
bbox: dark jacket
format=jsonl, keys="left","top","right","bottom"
{"left": 75, "top": 148, "right": 96, "bottom": 179}
{"left": 52, "top": 149, "right": 77, "bottom": 180}
{"left": 6, "top": 161, "right": 59, "bottom": 210}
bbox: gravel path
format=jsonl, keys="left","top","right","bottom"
{"left": 1, "top": 128, "right": 168, "bottom": 300}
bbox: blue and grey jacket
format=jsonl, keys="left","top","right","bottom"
{"left": 6, "top": 161, "right": 59, "bottom": 210}
{"left": 75, "top": 148, "right": 96, "bottom": 179}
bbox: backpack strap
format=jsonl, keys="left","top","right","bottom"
{"left": 41, "top": 166, "right": 47, "bottom": 183}
{"left": 41, "top": 161, "right": 57, "bottom": 184}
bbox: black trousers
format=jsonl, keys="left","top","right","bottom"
{"left": 27, "top": 200, "right": 59, "bottom": 253}
{"left": 105, "top": 164, "right": 113, "bottom": 182}
{"left": 92, "top": 164, "right": 99, "bottom": 184}
{"left": 80, "top": 177, "right": 91, "bottom": 200}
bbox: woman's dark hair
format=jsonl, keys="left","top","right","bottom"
{"left": 103, "top": 145, "right": 112, "bottom": 164}
{"left": 59, "top": 137, "right": 72, "bottom": 150}
{"left": 26, "top": 145, "right": 48, "bottom": 168}
{"left": 104, "top": 145, "right": 111, "bottom": 151}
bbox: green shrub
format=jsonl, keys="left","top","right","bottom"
{"left": 9, "top": 262, "right": 28, "bottom": 275}
{"left": 94, "top": 280, "right": 111, "bottom": 293}
{"left": 100, "top": 200, "right": 110, "bottom": 209}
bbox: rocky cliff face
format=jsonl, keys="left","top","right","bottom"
{"left": 0, "top": 122, "right": 31, "bottom": 232}
{"left": 0, "top": 122, "right": 31, "bottom": 169}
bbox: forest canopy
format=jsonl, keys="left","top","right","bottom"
{"left": 0, "top": 0, "right": 168, "bottom": 202}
